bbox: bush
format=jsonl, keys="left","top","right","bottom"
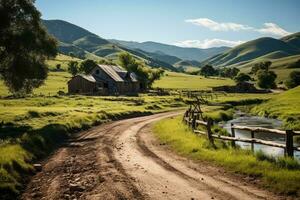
{"left": 199, "top": 65, "right": 217, "bottom": 77}
{"left": 234, "top": 73, "right": 251, "bottom": 83}
{"left": 285, "top": 71, "right": 300, "bottom": 89}
{"left": 257, "top": 70, "right": 277, "bottom": 89}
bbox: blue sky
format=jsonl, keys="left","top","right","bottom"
{"left": 36, "top": 0, "right": 300, "bottom": 48}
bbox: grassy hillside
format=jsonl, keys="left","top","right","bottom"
{"left": 281, "top": 32, "right": 300, "bottom": 50}
{"left": 251, "top": 86, "right": 300, "bottom": 129}
{"left": 203, "top": 37, "right": 300, "bottom": 67}
{"left": 237, "top": 54, "right": 300, "bottom": 82}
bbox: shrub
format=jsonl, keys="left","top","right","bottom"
{"left": 257, "top": 70, "right": 277, "bottom": 89}
{"left": 234, "top": 73, "right": 251, "bottom": 83}
{"left": 199, "top": 65, "right": 217, "bottom": 77}
{"left": 285, "top": 71, "right": 300, "bottom": 89}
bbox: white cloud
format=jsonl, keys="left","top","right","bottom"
{"left": 174, "top": 39, "right": 245, "bottom": 48}
{"left": 185, "top": 18, "right": 253, "bottom": 31}
{"left": 185, "top": 18, "right": 291, "bottom": 37}
{"left": 256, "top": 23, "right": 291, "bottom": 37}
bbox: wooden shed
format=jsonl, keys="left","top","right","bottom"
{"left": 68, "top": 74, "right": 98, "bottom": 94}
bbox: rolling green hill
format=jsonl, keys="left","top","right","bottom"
{"left": 281, "top": 32, "right": 300, "bottom": 50}
{"left": 202, "top": 36, "right": 300, "bottom": 67}
{"left": 42, "top": 20, "right": 177, "bottom": 71}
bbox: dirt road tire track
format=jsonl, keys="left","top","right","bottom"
{"left": 21, "top": 111, "right": 283, "bottom": 200}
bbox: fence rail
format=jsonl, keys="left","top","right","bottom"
{"left": 183, "top": 109, "right": 300, "bottom": 158}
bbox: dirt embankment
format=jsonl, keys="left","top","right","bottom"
{"left": 22, "top": 111, "right": 284, "bottom": 200}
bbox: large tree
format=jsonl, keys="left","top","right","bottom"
{"left": 285, "top": 71, "right": 300, "bottom": 89}
{"left": 79, "top": 59, "right": 98, "bottom": 74}
{"left": 199, "top": 65, "right": 216, "bottom": 77}
{"left": 118, "top": 53, "right": 164, "bottom": 89}
{"left": 0, "top": 0, "right": 57, "bottom": 94}
{"left": 234, "top": 73, "right": 251, "bottom": 83}
{"left": 257, "top": 70, "right": 277, "bottom": 89}
{"left": 251, "top": 61, "right": 272, "bottom": 75}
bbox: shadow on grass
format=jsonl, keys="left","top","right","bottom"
{"left": 0, "top": 122, "right": 32, "bottom": 140}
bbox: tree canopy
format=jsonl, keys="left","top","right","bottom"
{"left": 218, "top": 67, "right": 240, "bottom": 79}
{"left": 118, "top": 52, "right": 164, "bottom": 89}
{"left": 257, "top": 70, "right": 277, "bottom": 89}
{"left": 251, "top": 61, "right": 272, "bottom": 75}
{"left": 80, "top": 59, "right": 98, "bottom": 74}
{"left": 199, "top": 65, "right": 217, "bottom": 77}
{"left": 234, "top": 73, "right": 251, "bottom": 83}
{"left": 0, "top": 0, "right": 57, "bottom": 94}
{"left": 68, "top": 61, "right": 79, "bottom": 76}
{"left": 285, "top": 71, "right": 300, "bottom": 89}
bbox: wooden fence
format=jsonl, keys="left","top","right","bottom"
{"left": 183, "top": 109, "right": 300, "bottom": 158}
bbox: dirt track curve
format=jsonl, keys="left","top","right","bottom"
{"left": 21, "top": 111, "right": 283, "bottom": 200}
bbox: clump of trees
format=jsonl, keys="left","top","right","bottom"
{"left": 118, "top": 53, "right": 164, "bottom": 89}
{"left": 250, "top": 61, "right": 272, "bottom": 75}
{"left": 79, "top": 59, "right": 98, "bottom": 74}
{"left": 218, "top": 67, "right": 240, "bottom": 78}
{"left": 234, "top": 73, "right": 251, "bottom": 83}
{"left": 251, "top": 61, "right": 277, "bottom": 89}
{"left": 285, "top": 71, "right": 300, "bottom": 89}
{"left": 256, "top": 70, "right": 277, "bottom": 89}
{"left": 198, "top": 64, "right": 240, "bottom": 79}
{"left": 0, "top": 0, "right": 57, "bottom": 94}
{"left": 199, "top": 65, "right": 217, "bottom": 77}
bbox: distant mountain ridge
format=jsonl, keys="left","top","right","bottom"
{"left": 42, "top": 20, "right": 178, "bottom": 71}
{"left": 201, "top": 33, "right": 300, "bottom": 68}
{"left": 109, "top": 39, "right": 230, "bottom": 61}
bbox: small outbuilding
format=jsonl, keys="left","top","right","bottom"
{"left": 68, "top": 65, "right": 140, "bottom": 95}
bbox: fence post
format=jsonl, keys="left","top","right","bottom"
{"left": 251, "top": 130, "right": 255, "bottom": 152}
{"left": 192, "top": 116, "right": 196, "bottom": 130}
{"left": 285, "top": 130, "right": 294, "bottom": 158}
{"left": 207, "top": 118, "right": 214, "bottom": 146}
{"left": 230, "top": 123, "right": 236, "bottom": 148}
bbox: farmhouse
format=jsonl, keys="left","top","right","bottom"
{"left": 68, "top": 65, "right": 140, "bottom": 95}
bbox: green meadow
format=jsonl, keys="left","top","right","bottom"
{"left": 1, "top": 54, "right": 300, "bottom": 197}
{"left": 153, "top": 71, "right": 235, "bottom": 90}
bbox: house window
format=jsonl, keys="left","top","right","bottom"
{"left": 103, "top": 83, "right": 108, "bottom": 88}
{"left": 95, "top": 69, "right": 100, "bottom": 75}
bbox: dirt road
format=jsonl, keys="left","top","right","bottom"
{"left": 22, "top": 111, "right": 282, "bottom": 200}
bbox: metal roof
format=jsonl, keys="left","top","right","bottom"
{"left": 96, "top": 65, "right": 138, "bottom": 82}
{"left": 98, "top": 65, "right": 124, "bottom": 82}
{"left": 73, "top": 74, "right": 96, "bottom": 83}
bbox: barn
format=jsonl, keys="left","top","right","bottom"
{"left": 68, "top": 65, "right": 140, "bottom": 95}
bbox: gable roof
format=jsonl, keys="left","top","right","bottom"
{"left": 95, "top": 65, "right": 138, "bottom": 82}
{"left": 68, "top": 74, "right": 96, "bottom": 83}
{"left": 98, "top": 65, "right": 124, "bottom": 82}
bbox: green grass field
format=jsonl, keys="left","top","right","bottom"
{"left": 1, "top": 53, "right": 299, "bottom": 198}
{"left": 251, "top": 86, "right": 300, "bottom": 129}
{"left": 0, "top": 94, "right": 185, "bottom": 197}
{"left": 153, "top": 72, "right": 235, "bottom": 90}
{"left": 153, "top": 116, "right": 300, "bottom": 196}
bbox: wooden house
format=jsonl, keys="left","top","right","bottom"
{"left": 68, "top": 65, "right": 140, "bottom": 95}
